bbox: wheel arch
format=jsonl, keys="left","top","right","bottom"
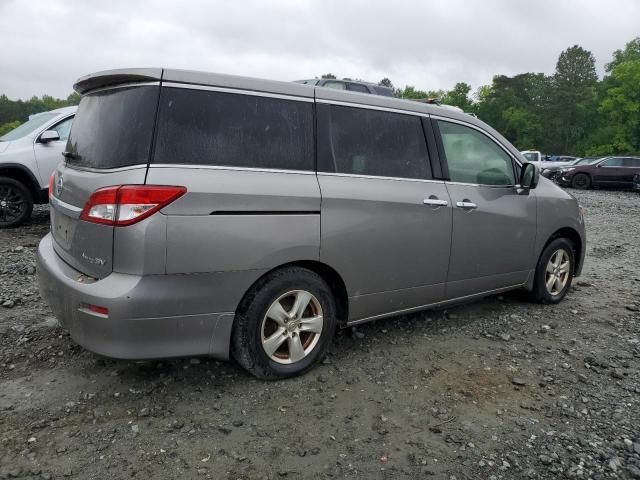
{"left": 235, "top": 260, "right": 349, "bottom": 327}
{"left": 0, "top": 164, "right": 45, "bottom": 203}
{"left": 526, "top": 226, "right": 584, "bottom": 291}
{"left": 543, "top": 227, "right": 583, "bottom": 275}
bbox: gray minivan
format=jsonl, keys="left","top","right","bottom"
{"left": 37, "top": 68, "right": 586, "bottom": 379}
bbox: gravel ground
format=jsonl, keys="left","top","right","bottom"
{"left": 1, "top": 189, "right": 639, "bottom": 480}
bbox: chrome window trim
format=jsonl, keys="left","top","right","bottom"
{"left": 64, "top": 163, "right": 148, "bottom": 173}
{"left": 431, "top": 114, "right": 523, "bottom": 168}
{"left": 84, "top": 81, "right": 160, "bottom": 95}
{"left": 149, "top": 164, "right": 316, "bottom": 175}
{"left": 162, "top": 82, "right": 315, "bottom": 103}
{"left": 318, "top": 171, "right": 443, "bottom": 184}
{"left": 316, "top": 98, "right": 430, "bottom": 118}
{"left": 445, "top": 180, "right": 522, "bottom": 189}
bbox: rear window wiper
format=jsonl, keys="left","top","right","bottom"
{"left": 62, "top": 151, "right": 81, "bottom": 160}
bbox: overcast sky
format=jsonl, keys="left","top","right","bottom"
{"left": 1, "top": 0, "right": 638, "bottom": 99}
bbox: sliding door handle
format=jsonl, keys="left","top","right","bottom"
{"left": 423, "top": 198, "right": 449, "bottom": 207}
{"left": 456, "top": 201, "right": 478, "bottom": 209}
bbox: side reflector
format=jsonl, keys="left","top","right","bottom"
{"left": 80, "top": 303, "right": 109, "bottom": 316}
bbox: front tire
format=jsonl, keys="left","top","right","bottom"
{"left": 0, "top": 177, "right": 33, "bottom": 228}
{"left": 571, "top": 173, "right": 591, "bottom": 190}
{"left": 232, "top": 267, "right": 337, "bottom": 379}
{"left": 531, "top": 238, "right": 575, "bottom": 304}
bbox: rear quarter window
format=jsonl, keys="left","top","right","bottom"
{"left": 153, "top": 88, "right": 314, "bottom": 171}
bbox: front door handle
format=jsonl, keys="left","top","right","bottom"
{"left": 423, "top": 198, "right": 449, "bottom": 207}
{"left": 456, "top": 200, "right": 478, "bottom": 209}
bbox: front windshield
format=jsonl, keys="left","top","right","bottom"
{"left": 0, "top": 113, "right": 57, "bottom": 141}
{"left": 522, "top": 152, "right": 538, "bottom": 162}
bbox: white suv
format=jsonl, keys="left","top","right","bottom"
{"left": 0, "top": 106, "right": 76, "bottom": 227}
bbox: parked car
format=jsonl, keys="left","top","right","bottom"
{"left": 0, "top": 107, "right": 76, "bottom": 227}
{"left": 558, "top": 156, "right": 640, "bottom": 189}
{"left": 295, "top": 78, "right": 394, "bottom": 97}
{"left": 37, "top": 68, "right": 586, "bottom": 379}
{"left": 520, "top": 150, "right": 549, "bottom": 164}
{"left": 541, "top": 157, "right": 601, "bottom": 182}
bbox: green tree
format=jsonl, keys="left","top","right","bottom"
{"left": 378, "top": 77, "right": 394, "bottom": 89}
{"left": 587, "top": 39, "right": 640, "bottom": 155}
{"left": 550, "top": 45, "right": 598, "bottom": 153}
{"left": 475, "top": 73, "right": 552, "bottom": 151}
{"left": 321, "top": 73, "right": 336, "bottom": 79}
{"left": 0, "top": 120, "right": 21, "bottom": 136}
{"left": 441, "top": 82, "right": 473, "bottom": 111}
{"left": 606, "top": 37, "right": 640, "bottom": 72}
{"left": 396, "top": 85, "right": 445, "bottom": 101}
{"left": 0, "top": 92, "right": 80, "bottom": 127}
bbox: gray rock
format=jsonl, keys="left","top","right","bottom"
{"left": 539, "top": 454, "right": 553, "bottom": 465}
{"left": 611, "top": 369, "right": 624, "bottom": 379}
{"left": 608, "top": 456, "right": 622, "bottom": 472}
{"left": 351, "top": 327, "right": 365, "bottom": 339}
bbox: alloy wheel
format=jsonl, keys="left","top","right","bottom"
{"left": 0, "top": 184, "right": 27, "bottom": 225}
{"left": 260, "top": 290, "right": 324, "bottom": 364}
{"left": 545, "top": 249, "right": 571, "bottom": 295}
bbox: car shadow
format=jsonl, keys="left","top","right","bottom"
{"left": 89, "top": 289, "right": 539, "bottom": 389}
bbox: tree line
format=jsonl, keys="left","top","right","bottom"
{"left": 2, "top": 36, "right": 638, "bottom": 156}
{"left": 0, "top": 93, "right": 80, "bottom": 136}
{"left": 327, "top": 37, "right": 639, "bottom": 156}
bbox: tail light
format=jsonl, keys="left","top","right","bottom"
{"left": 80, "top": 185, "right": 186, "bottom": 226}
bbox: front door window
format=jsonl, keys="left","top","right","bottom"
{"left": 437, "top": 121, "right": 515, "bottom": 186}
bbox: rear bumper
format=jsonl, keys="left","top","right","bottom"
{"left": 36, "top": 233, "right": 257, "bottom": 360}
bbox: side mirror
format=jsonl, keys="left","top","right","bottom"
{"left": 39, "top": 130, "right": 60, "bottom": 143}
{"left": 520, "top": 162, "right": 539, "bottom": 189}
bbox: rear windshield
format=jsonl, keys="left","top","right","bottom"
{"left": 65, "top": 85, "right": 159, "bottom": 169}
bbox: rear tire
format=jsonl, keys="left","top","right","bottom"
{"left": 530, "top": 238, "right": 575, "bottom": 304}
{"left": 0, "top": 177, "right": 33, "bottom": 228}
{"left": 231, "top": 267, "right": 337, "bottom": 379}
{"left": 571, "top": 173, "right": 591, "bottom": 190}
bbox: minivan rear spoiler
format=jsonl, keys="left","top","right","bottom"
{"left": 74, "top": 68, "right": 163, "bottom": 95}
